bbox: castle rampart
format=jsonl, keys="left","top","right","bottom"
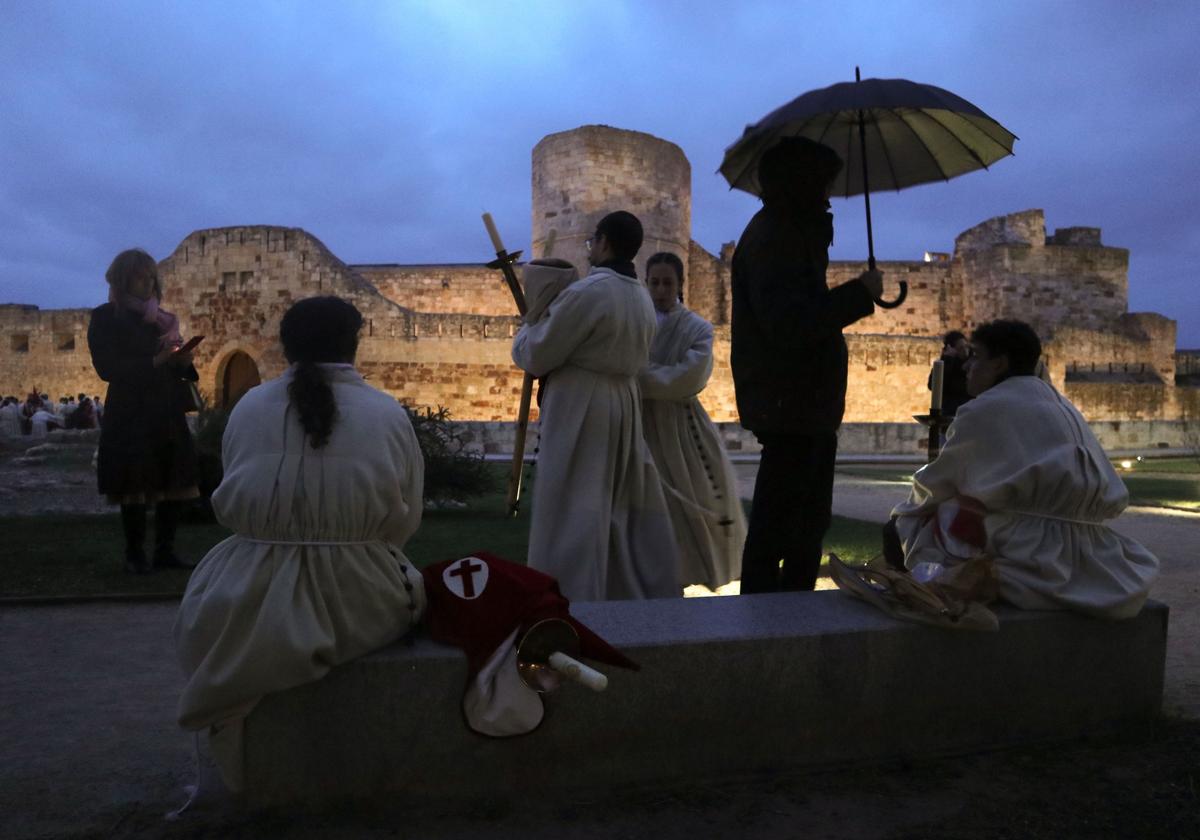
{"left": 532, "top": 125, "right": 691, "bottom": 279}
{"left": 1, "top": 126, "right": 1191, "bottom": 443}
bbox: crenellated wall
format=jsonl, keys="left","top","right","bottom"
{"left": 1, "top": 127, "right": 1192, "bottom": 440}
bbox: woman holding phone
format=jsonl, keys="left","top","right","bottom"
{"left": 88, "top": 248, "right": 200, "bottom": 573}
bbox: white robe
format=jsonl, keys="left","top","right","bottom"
{"left": 29, "top": 409, "right": 56, "bottom": 439}
{"left": 640, "top": 305, "right": 746, "bottom": 589}
{"left": 512, "top": 266, "right": 679, "bottom": 602}
{"left": 893, "top": 376, "right": 1159, "bottom": 619}
{"left": 0, "top": 403, "right": 22, "bottom": 436}
{"left": 174, "top": 365, "right": 426, "bottom": 789}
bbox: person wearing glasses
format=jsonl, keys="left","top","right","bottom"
{"left": 888, "top": 319, "right": 1158, "bottom": 618}
{"left": 512, "top": 211, "right": 679, "bottom": 601}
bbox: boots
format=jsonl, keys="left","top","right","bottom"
{"left": 120, "top": 504, "right": 152, "bottom": 574}
{"left": 153, "top": 501, "right": 194, "bottom": 569}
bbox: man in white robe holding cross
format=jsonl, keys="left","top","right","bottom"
{"left": 512, "top": 211, "right": 679, "bottom": 601}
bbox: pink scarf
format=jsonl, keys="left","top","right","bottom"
{"left": 112, "top": 291, "right": 182, "bottom": 350}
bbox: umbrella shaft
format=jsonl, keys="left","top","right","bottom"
{"left": 857, "top": 108, "right": 876, "bottom": 270}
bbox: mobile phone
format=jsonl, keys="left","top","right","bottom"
{"left": 176, "top": 335, "right": 205, "bottom": 353}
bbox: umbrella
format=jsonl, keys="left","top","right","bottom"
{"left": 720, "top": 68, "right": 1017, "bottom": 308}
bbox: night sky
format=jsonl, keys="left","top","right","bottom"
{"left": 2, "top": 1, "right": 1197, "bottom": 343}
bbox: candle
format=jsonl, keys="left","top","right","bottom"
{"left": 482, "top": 212, "right": 505, "bottom": 253}
{"left": 930, "top": 359, "right": 945, "bottom": 411}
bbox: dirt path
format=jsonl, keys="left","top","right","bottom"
{"left": 1, "top": 455, "right": 1195, "bottom": 838}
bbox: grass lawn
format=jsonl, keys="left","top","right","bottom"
{"left": 1116, "top": 455, "right": 1200, "bottom": 474}
{"left": 0, "top": 491, "right": 883, "bottom": 599}
{"left": 1121, "top": 474, "right": 1200, "bottom": 510}
{"left": 835, "top": 466, "right": 916, "bottom": 483}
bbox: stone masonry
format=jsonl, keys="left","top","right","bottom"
{"left": 1, "top": 125, "right": 1194, "bottom": 434}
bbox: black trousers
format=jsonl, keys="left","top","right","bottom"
{"left": 740, "top": 431, "right": 838, "bottom": 593}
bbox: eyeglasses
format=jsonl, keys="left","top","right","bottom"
{"left": 585, "top": 233, "right": 601, "bottom": 253}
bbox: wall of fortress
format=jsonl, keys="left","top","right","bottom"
{"left": 0, "top": 125, "right": 1193, "bottom": 447}
{"left": 0, "top": 216, "right": 1190, "bottom": 428}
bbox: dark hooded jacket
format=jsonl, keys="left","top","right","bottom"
{"left": 730, "top": 202, "right": 875, "bottom": 434}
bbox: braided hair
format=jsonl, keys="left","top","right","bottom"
{"left": 279, "top": 296, "right": 363, "bottom": 449}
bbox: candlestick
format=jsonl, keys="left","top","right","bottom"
{"left": 930, "top": 359, "right": 945, "bottom": 411}
{"left": 482, "top": 212, "right": 504, "bottom": 253}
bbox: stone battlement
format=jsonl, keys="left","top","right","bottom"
{"left": 0, "top": 126, "right": 1190, "bottom": 428}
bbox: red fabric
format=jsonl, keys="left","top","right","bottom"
{"left": 421, "top": 552, "right": 639, "bottom": 675}
{"left": 946, "top": 495, "right": 988, "bottom": 549}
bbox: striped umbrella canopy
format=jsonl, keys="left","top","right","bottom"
{"left": 720, "top": 74, "right": 1018, "bottom": 199}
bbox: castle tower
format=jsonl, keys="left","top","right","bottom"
{"left": 531, "top": 125, "right": 691, "bottom": 281}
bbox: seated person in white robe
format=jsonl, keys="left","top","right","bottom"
{"left": 889, "top": 319, "right": 1158, "bottom": 619}
{"left": 512, "top": 210, "right": 679, "bottom": 602}
{"left": 174, "top": 296, "right": 426, "bottom": 791}
{"left": 639, "top": 252, "right": 746, "bottom": 591}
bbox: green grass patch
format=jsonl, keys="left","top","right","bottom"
{"left": 1121, "top": 474, "right": 1200, "bottom": 510}
{"left": 0, "top": 491, "right": 883, "bottom": 598}
{"left": 834, "top": 466, "right": 917, "bottom": 483}
{"left": 1112, "top": 456, "right": 1200, "bottom": 474}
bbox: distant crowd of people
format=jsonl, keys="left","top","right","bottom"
{"left": 0, "top": 392, "right": 103, "bottom": 438}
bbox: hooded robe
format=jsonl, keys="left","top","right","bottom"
{"left": 640, "top": 304, "right": 745, "bottom": 589}
{"left": 512, "top": 265, "right": 679, "bottom": 602}
{"left": 892, "top": 376, "right": 1159, "bottom": 619}
{"left": 174, "top": 365, "right": 426, "bottom": 790}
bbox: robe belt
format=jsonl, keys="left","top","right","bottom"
{"left": 241, "top": 537, "right": 386, "bottom": 546}
{"left": 1000, "top": 509, "right": 1107, "bottom": 526}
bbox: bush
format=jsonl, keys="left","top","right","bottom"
{"left": 186, "top": 398, "right": 496, "bottom": 509}
{"left": 402, "top": 404, "right": 498, "bottom": 505}
{"left": 187, "top": 399, "right": 230, "bottom": 520}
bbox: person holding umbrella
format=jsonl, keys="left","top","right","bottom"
{"left": 732, "top": 137, "right": 883, "bottom": 593}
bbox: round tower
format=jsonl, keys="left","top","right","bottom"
{"left": 531, "top": 125, "right": 691, "bottom": 282}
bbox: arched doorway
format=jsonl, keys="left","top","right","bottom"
{"left": 220, "top": 351, "right": 261, "bottom": 408}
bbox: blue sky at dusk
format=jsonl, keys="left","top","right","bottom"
{"left": 2, "top": 1, "right": 1197, "bottom": 343}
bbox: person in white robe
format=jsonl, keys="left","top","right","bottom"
{"left": 28, "top": 408, "right": 58, "bottom": 439}
{"left": 512, "top": 210, "right": 679, "bottom": 601}
{"left": 891, "top": 319, "right": 1158, "bottom": 619}
{"left": 175, "top": 296, "right": 426, "bottom": 791}
{"left": 0, "top": 398, "right": 23, "bottom": 436}
{"left": 639, "top": 252, "right": 745, "bottom": 590}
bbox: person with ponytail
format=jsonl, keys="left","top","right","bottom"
{"left": 174, "top": 296, "right": 426, "bottom": 793}
{"left": 88, "top": 248, "right": 199, "bottom": 574}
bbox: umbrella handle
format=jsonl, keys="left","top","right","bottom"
{"left": 548, "top": 651, "right": 608, "bottom": 692}
{"left": 874, "top": 280, "right": 908, "bottom": 309}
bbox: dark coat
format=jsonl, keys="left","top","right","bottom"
{"left": 87, "top": 303, "right": 198, "bottom": 497}
{"left": 730, "top": 204, "right": 875, "bottom": 435}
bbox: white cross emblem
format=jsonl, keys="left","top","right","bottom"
{"left": 443, "top": 556, "right": 489, "bottom": 600}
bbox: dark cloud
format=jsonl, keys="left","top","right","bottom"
{"left": 1, "top": 0, "right": 1197, "bottom": 342}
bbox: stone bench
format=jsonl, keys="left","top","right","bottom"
{"left": 243, "top": 592, "right": 1168, "bottom": 807}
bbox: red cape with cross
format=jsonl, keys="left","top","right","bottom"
{"left": 420, "top": 552, "right": 638, "bottom": 736}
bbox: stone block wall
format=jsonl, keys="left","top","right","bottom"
{"left": 355, "top": 264, "right": 518, "bottom": 317}
{"left": 159, "top": 226, "right": 414, "bottom": 403}
{"left": 686, "top": 241, "right": 733, "bottom": 326}
{"left": 532, "top": 125, "right": 691, "bottom": 280}
{"left": 1052, "top": 314, "right": 1177, "bottom": 386}
{"left": 836, "top": 261, "right": 960, "bottom": 337}
{"left": 0, "top": 304, "right": 104, "bottom": 399}
{"left": 955, "top": 210, "right": 1129, "bottom": 334}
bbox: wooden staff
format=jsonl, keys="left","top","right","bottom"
{"left": 481, "top": 213, "right": 534, "bottom": 517}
